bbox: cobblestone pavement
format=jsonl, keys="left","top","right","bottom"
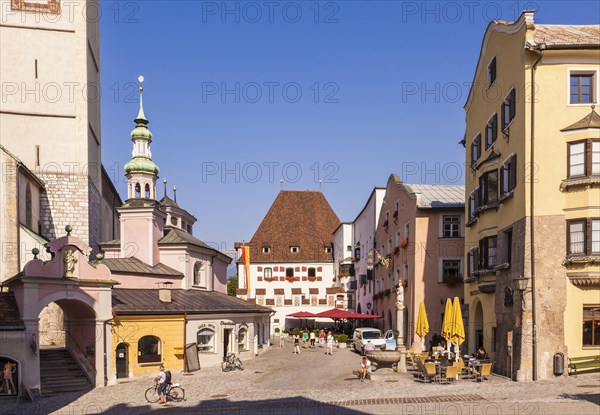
{"left": 1, "top": 341, "right": 599, "bottom": 415}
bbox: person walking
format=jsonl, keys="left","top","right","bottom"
{"left": 326, "top": 331, "right": 334, "bottom": 355}
{"left": 279, "top": 330, "right": 286, "bottom": 348}
{"left": 302, "top": 330, "right": 309, "bottom": 348}
{"left": 319, "top": 329, "right": 325, "bottom": 348}
{"left": 309, "top": 330, "right": 316, "bottom": 348}
{"left": 293, "top": 333, "right": 301, "bottom": 354}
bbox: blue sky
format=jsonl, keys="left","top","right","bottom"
{"left": 99, "top": 0, "right": 600, "bottom": 252}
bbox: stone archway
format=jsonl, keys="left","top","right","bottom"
{"left": 3, "top": 232, "right": 115, "bottom": 393}
{"left": 473, "top": 300, "right": 484, "bottom": 351}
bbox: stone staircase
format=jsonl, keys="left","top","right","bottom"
{"left": 40, "top": 348, "right": 92, "bottom": 395}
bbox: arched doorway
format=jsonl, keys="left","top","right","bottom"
{"left": 37, "top": 298, "right": 97, "bottom": 394}
{"left": 115, "top": 343, "right": 129, "bottom": 379}
{"left": 0, "top": 357, "right": 20, "bottom": 397}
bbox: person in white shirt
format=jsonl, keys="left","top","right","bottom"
{"left": 325, "top": 331, "right": 334, "bottom": 355}
{"left": 309, "top": 331, "right": 316, "bottom": 348}
{"left": 358, "top": 356, "right": 372, "bottom": 382}
{"left": 364, "top": 340, "right": 376, "bottom": 355}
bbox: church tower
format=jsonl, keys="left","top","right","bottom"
{"left": 117, "top": 78, "right": 165, "bottom": 266}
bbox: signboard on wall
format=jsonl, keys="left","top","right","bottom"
{"left": 185, "top": 343, "right": 200, "bottom": 372}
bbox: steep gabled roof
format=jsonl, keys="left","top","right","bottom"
{"left": 247, "top": 190, "right": 340, "bottom": 263}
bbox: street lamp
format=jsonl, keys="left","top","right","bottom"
{"left": 513, "top": 275, "right": 530, "bottom": 310}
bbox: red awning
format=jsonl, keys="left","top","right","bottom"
{"left": 287, "top": 311, "right": 316, "bottom": 318}
{"left": 347, "top": 312, "right": 381, "bottom": 319}
{"left": 313, "top": 309, "right": 381, "bottom": 319}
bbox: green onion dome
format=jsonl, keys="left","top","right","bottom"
{"left": 124, "top": 157, "right": 160, "bottom": 175}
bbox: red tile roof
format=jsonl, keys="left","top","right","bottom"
{"left": 246, "top": 191, "right": 340, "bottom": 263}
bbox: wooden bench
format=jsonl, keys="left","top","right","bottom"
{"left": 568, "top": 355, "right": 600, "bottom": 376}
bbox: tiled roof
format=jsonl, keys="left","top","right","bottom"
{"left": 159, "top": 195, "right": 180, "bottom": 208}
{"left": 561, "top": 109, "right": 600, "bottom": 132}
{"left": 0, "top": 292, "right": 25, "bottom": 330}
{"left": 247, "top": 191, "right": 340, "bottom": 263}
{"left": 112, "top": 288, "right": 272, "bottom": 314}
{"left": 533, "top": 24, "right": 600, "bottom": 48}
{"left": 159, "top": 228, "right": 232, "bottom": 264}
{"left": 90, "top": 257, "right": 184, "bottom": 277}
{"left": 403, "top": 184, "right": 465, "bottom": 209}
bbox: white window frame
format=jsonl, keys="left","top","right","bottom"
{"left": 197, "top": 329, "right": 216, "bottom": 354}
{"left": 290, "top": 246, "right": 299, "bottom": 253}
{"left": 440, "top": 215, "right": 461, "bottom": 238}
{"left": 567, "top": 68, "right": 599, "bottom": 107}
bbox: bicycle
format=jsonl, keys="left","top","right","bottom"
{"left": 221, "top": 352, "right": 244, "bottom": 372}
{"left": 145, "top": 381, "right": 185, "bottom": 403}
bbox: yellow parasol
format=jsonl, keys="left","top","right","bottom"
{"left": 451, "top": 297, "right": 465, "bottom": 360}
{"left": 441, "top": 298, "right": 453, "bottom": 352}
{"left": 415, "top": 302, "right": 429, "bottom": 352}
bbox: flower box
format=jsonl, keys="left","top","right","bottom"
{"left": 393, "top": 246, "right": 400, "bottom": 255}
{"left": 383, "top": 220, "right": 389, "bottom": 228}
{"left": 286, "top": 276, "right": 295, "bottom": 283}
{"left": 400, "top": 239, "right": 409, "bottom": 249}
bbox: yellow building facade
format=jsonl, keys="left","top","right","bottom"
{"left": 111, "top": 314, "right": 185, "bottom": 378}
{"left": 463, "top": 11, "right": 599, "bottom": 381}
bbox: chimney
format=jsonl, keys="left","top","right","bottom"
{"left": 158, "top": 282, "right": 173, "bottom": 303}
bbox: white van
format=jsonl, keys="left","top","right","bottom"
{"left": 352, "top": 328, "right": 386, "bottom": 354}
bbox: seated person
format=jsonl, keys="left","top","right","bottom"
{"left": 358, "top": 356, "right": 372, "bottom": 381}
{"left": 364, "top": 340, "right": 376, "bottom": 353}
{"left": 476, "top": 346, "right": 488, "bottom": 360}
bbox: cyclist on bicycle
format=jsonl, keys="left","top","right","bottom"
{"left": 155, "top": 364, "right": 170, "bottom": 404}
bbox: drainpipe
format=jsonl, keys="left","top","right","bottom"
{"left": 103, "top": 318, "right": 112, "bottom": 387}
{"left": 530, "top": 44, "right": 544, "bottom": 382}
{"left": 183, "top": 313, "right": 187, "bottom": 373}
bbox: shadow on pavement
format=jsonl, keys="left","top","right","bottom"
{"left": 560, "top": 392, "right": 600, "bottom": 407}
{"left": 0, "top": 396, "right": 370, "bottom": 415}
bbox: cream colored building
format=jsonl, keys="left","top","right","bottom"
{"left": 463, "top": 11, "right": 599, "bottom": 381}
{"left": 0, "top": 0, "right": 120, "bottom": 285}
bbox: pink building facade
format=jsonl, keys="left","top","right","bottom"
{"left": 374, "top": 175, "right": 465, "bottom": 351}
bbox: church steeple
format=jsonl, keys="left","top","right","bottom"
{"left": 124, "top": 76, "right": 160, "bottom": 203}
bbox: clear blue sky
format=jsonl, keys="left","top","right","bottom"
{"left": 100, "top": 0, "right": 600, "bottom": 252}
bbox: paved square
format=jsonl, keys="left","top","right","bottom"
{"left": 1, "top": 341, "right": 598, "bottom": 414}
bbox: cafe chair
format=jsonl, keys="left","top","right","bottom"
{"left": 441, "top": 365, "right": 458, "bottom": 384}
{"left": 473, "top": 362, "right": 493, "bottom": 382}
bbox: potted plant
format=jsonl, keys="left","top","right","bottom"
{"left": 286, "top": 275, "right": 295, "bottom": 283}
{"left": 400, "top": 238, "right": 409, "bottom": 249}
{"left": 393, "top": 246, "right": 400, "bottom": 255}
{"left": 337, "top": 334, "right": 349, "bottom": 348}
{"left": 292, "top": 328, "right": 300, "bottom": 336}
{"left": 275, "top": 327, "right": 280, "bottom": 333}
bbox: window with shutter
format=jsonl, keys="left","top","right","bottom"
{"left": 502, "top": 88, "right": 516, "bottom": 130}
{"left": 485, "top": 114, "right": 498, "bottom": 149}
{"left": 471, "top": 134, "right": 481, "bottom": 165}
{"left": 487, "top": 57, "right": 496, "bottom": 88}
{"left": 501, "top": 155, "right": 517, "bottom": 196}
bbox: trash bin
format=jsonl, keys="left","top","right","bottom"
{"left": 553, "top": 352, "right": 564, "bottom": 376}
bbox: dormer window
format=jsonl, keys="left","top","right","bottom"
{"left": 324, "top": 246, "right": 332, "bottom": 254}
{"left": 262, "top": 246, "right": 271, "bottom": 254}
{"left": 171, "top": 217, "right": 177, "bottom": 225}
{"left": 290, "top": 246, "right": 299, "bottom": 253}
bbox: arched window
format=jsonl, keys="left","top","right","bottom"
{"left": 193, "top": 261, "right": 206, "bottom": 287}
{"left": 197, "top": 328, "right": 215, "bottom": 353}
{"left": 25, "top": 183, "right": 32, "bottom": 228}
{"left": 144, "top": 183, "right": 150, "bottom": 198}
{"left": 238, "top": 327, "right": 248, "bottom": 351}
{"left": 135, "top": 183, "right": 141, "bottom": 198}
{"left": 138, "top": 335, "right": 161, "bottom": 363}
